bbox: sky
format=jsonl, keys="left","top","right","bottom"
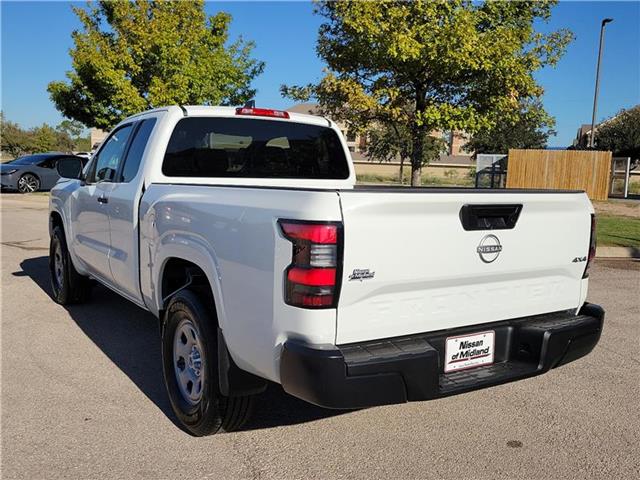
{"left": 1, "top": 1, "right": 639, "bottom": 148}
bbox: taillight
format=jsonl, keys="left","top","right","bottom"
{"left": 279, "top": 220, "right": 342, "bottom": 308}
{"left": 583, "top": 214, "right": 596, "bottom": 278}
{"left": 235, "top": 107, "right": 290, "bottom": 119}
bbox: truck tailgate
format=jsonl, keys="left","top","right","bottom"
{"left": 336, "top": 189, "right": 592, "bottom": 345}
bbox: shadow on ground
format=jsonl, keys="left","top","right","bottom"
{"left": 15, "top": 255, "right": 348, "bottom": 432}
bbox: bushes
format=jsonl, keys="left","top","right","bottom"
{"left": 0, "top": 113, "right": 89, "bottom": 157}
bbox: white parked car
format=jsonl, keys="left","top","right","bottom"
{"left": 49, "top": 105, "right": 604, "bottom": 436}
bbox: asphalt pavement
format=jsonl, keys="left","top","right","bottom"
{"left": 1, "top": 193, "right": 638, "bottom": 480}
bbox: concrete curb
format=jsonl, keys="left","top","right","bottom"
{"left": 596, "top": 246, "right": 640, "bottom": 258}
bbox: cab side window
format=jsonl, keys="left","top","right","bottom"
{"left": 89, "top": 124, "right": 134, "bottom": 183}
{"left": 119, "top": 118, "right": 157, "bottom": 182}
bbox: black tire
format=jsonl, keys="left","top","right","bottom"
{"left": 161, "top": 289, "right": 253, "bottom": 436}
{"left": 17, "top": 173, "right": 40, "bottom": 193}
{"left": 49, "top": 225, "right": 92, "bottom": 304}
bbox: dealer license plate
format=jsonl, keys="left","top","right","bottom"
{"left": 444, "top": 330, "right": 495, "bottom": 373}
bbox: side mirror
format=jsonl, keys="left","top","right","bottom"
{"left": 56, "top": 158, "right": 84, "bottom": 179}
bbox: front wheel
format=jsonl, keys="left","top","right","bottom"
{"left": 17, "top": 173, "right": 40, "bottom": 193}
{"left": 49, "top": 226, "right": 92, "bottom": 304}
{"left": 161, "top": 289, "right": 253, "bottom": 436}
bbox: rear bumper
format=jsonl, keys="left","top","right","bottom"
{"left": 280, "top": 303, "right": 604, "bottom": 409}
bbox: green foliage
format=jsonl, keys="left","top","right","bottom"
{"left": 1, "top": 113, "right": 33, "bottom": 157}
{"left": 282, "top": 0, "right": 572, "bottom": 185}
{"left": 464, "top": 98, "right": 556, "bottom": 154}
{"left": 0, "top": 113, "right": 88, "bottom": 155}
{"left": 367, "top": 123, "right": 446, "bottom": 164}
{"left": 365, "top": 121, "right": 446, "bottom": 182}
{"left": 75, "top": 135, "right": 91, "bottom": 152}
{"left": 57, "top": 119, "right": 85, "bottom": 139}
{"left": 31, "top": 124, "right": 60, "bottom": 153}
{"left": 48, "top": 0, "right": 264, "bottom": 129}
{"left": 56, "top": 119, "right": 91, "bottom": 151}
{"left": 595, "top": 106, "right": 640, "bottom": 160}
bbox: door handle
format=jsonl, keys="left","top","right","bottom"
{"left": 97, "top": 196, "right": 109, "bottom": 204}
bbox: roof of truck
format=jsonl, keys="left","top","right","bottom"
{"left": 120, "top": 105, "right": 333, "bottom": 128}
{"left": 182, "top": 105, "right": 332, "bottom": 127}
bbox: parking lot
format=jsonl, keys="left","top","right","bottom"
{"left": 1, "top": 193, "right": 638, "bottom": 480}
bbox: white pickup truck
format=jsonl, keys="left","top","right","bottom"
{"left": 49, "top": 105, "right": 604, "bottom": 436}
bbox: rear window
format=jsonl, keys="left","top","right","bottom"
{"left": 162, "top": 117, "right": 349, "bottom": 179}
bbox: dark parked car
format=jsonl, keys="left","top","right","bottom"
{"left": 0, "top": 153, "right": 88, "bottom": 193}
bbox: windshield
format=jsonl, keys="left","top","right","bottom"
{"left": 163, "top": 117, "right": 350, "bottom": 179}
{"left": 8, "top": 154, "right": 49, "bottom": 166}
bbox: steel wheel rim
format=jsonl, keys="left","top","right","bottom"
{"left": 18, "top": 175, "right": 38, "bottom": 193}
{"left": 53, "top": 242, "right": 64, "bottom": 289}
{"left": 173, "top": 318, "right": 205, "bottom": 405}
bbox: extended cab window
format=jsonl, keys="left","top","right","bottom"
{"left": 162, "top": 117, "right": 349, "bottom": 179}
{"left": 90, "top": 124, "right": 134, "bottom": 183}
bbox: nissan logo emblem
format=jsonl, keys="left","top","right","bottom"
{"left": 477, "top": 234, "right": 502, "bottom": 263}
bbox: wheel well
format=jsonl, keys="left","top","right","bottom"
{"left": 50, "top": 211, "right": 63, "bottom": 235}
{"left": 160, "top": 258, "right": 268, "bottom": 397}
{"left": 161, "top": 258, "right": 213, "bottom": 310}
{"left": 20, "top": 171, "right": 39, "bottom": 180}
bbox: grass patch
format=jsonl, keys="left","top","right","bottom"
{"left": 596, "top": 215, "right": 640, "bottom": 247}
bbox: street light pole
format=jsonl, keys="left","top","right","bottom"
{"left": 589, "top": 18, "right": 613, "bottom": 148}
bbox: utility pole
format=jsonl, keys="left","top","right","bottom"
{"left": 589, "top": 18, "right": 613, "bottom": 148}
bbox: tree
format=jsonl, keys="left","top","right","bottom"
{"left": 463, "top": 99, "right": 556, "bottom": 154}
{"left": 48, "top": 0, "right": 264, "bottom": 129}
{"left": 366, "top": 122, "right": 446, "bottom": 183}
{"left": 74, "top": 135, "right": 92, "bottom": 153}
{"left": 595, "top": 105, "right": 640, "bottom": 161}
{"left": 56, "top": 119, "right": 90, "bottom": 152}
{"left": 1, "top": 113, "right": 32, "bottom": 157}
{"left": 57, "top": 119, "right": 85, "bottom": 139}
{"left": 1, "top": 113, "right": 92, "bottom": 156}
{"left": 282, "top": 1, "right": 572, "bottom": 185}
{"left": 31, "top": 124, "right": 60, "bottom": 153}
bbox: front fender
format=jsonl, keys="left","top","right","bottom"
{"left": 49, "top": 180, "right": 87, "bottom": 275}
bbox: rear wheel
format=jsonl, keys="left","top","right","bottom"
{"left": 161, "top": 289, "right": 253, "bottom": 436}
{"left": 49, "top": 226, "right": 92, "bottom": 304}
{"left": 17, "top": 173, "right": 40, "bottom": 193}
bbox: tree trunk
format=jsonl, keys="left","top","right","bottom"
{"left": 411, "top": 166, "right": 421, "bottom": 186}
{"left": 398, "top": 156, "right": 405, "bottom": 183}
{"left": 410, "top": 127, "right": 426, "bottom": 186}
{"left": 411, "top": 89, "right": 427, "bottom": 187}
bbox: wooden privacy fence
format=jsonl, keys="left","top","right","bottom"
{"left": 506, "top": 149, "right": 612, "bottom": 201}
